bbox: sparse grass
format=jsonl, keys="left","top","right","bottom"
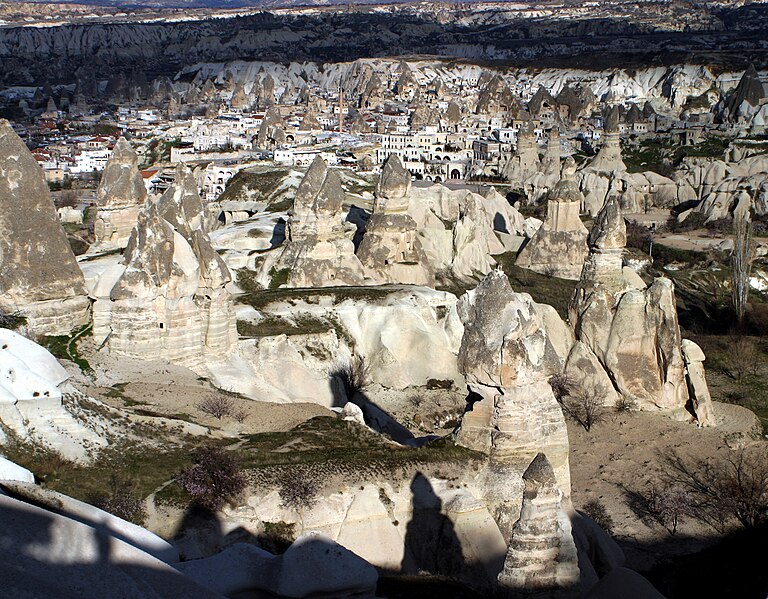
{"left": 268, "top": 267, "right": 291, "bottom": 289}
{"left": 38, "top": 324, "right": 93, "bottom": 373}
{"left": 237, "top": 285, "right": 399, "bottom": 310}
{"left": 237, "top": 314, "right": 333, "bottom": 338}
{"left": 494, "top": 257, "right": 578, "bottom": 319}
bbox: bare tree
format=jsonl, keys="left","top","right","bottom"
{"left": 624, "top": 483, "right": 693, "bottom": 536}
{"left": 196, "top": 394, "right": 235, "bottom": 419}
{"left": 330, "top": 354, "right": 370, "bottom": 400}
{"left": 732, "top": 213, "right": 755, "bottom": 327}
{"left": 559, "top": 387, "right": 608, "bottom": 432}
{"left": 279, "top": 470, "right": 319, "bottom": 533}
{"left": 726, "top": 336, "right": 761, "bottom": 381}
{"left": 661, "top": 446, "right": 768, "bottom": 532}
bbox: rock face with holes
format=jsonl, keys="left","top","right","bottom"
{"left": 275, "top": 156, "right": 365, "bottom": 287}
{"left": 92, "top": 165, "right": 237, "bottom": 371}
{"left": 0, "top": 119, "right": 90, "bottom": 336}
{"left": 357, "top": 155, "right": 435, "bottom": 286}
{"left": 516, "top": 179, "right": 589, "bottom": 280}
{"left": 567, "top": 197, "right": 709, "bottom": 421}
{"left": 92, "top": 137, "right": 148, "bottom": 249}
{"left": 0, "top": 329, "right": 105, "bottom": 460}
{"left": 502, "top": 120, "right": 540, "bottom": 187}
{"left": 497, "top": 453, "right": 580, "bottom": 596}
{"left": 454, "top": 269, "right": 573, "bottom": 537}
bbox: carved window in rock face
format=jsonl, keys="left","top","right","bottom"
{"left": 159, "top": 323, "right": 164, "bottom": 329}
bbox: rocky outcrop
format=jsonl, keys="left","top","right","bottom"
{"left": 497, "top": 453, "right": 580, "bottom": 596}
{"left": 93, "top": 137, "right": 148, "bottom": 249}
{"left": 516, "top": 180, "right": 589, "bottom": 280}
{"left": 0, "top": 119, "right": 90, "bottom": 335}
{"left": 588, "top": 107, "right": 626, "bottom": 173}
{"left": 357, "top": 155, "right": 434, "bottom": 286}
{"left": 567, "top": 197, "right": 710, "bottom": 421}
{"left": 0, "top": 329, "right": 105, "bottom": 460}
{"left": 93, "top": 165, "right": 237, "bottom": 371}
{"left": 681, "top": 339, "right": 716, "bottom": 427}
{"left": 455, "top": 269, "right": 572, "bottom": 502}
{"left": 275, "top": 157, "right": 365, "bottom": 287}
{"left": 503, "top": 120, "right": 540, "bottom": 187}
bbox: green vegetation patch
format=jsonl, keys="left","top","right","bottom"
{"left": 237, "top": 314, "right": 334, "bottom": 338}
{"left": 237, "top": 285, "right": 400, "bottom": 310}
{"left": 494, "top": 256, "right": 578, "bottom": 319}
{"left": 217, "top": 168, "right": 290, "bottom": 205}
{"left": 39, "top": 324, "right": 93, "bottom": 373}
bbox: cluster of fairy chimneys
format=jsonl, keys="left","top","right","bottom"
{"left": 275, "top": 153, "right": 434, "bottom": 288}
{"left": 0, "top": 121, "right": 237, "bottom": 371}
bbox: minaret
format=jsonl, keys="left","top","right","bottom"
{"left": 339, "top": 84, "right": 344, "bottom": 134}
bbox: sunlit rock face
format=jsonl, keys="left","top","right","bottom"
{"left": 0, "top": 119, "right": 90, "bottom": 335}
{"left": 93, "top": 137, "right": 147, "bottom": 249}
{"left": 357, "top": 155, "right": 435, "bottom": 286}
{"left": 502, "top": 120, "right": 540, "bottom": 188}
{"left": 276, "top": 156, "right": 365, "bottom": 287}
{"left": 516, "top": 179, "right": 589, "bottom": 280}
{"left": 93, "top": 165, "right": 237, "bottom": 371}
{"left": 567, "top": 197, "right": 704, "bottom": 420}
{"left": 497, "top": 453, "right": 580, "bottom": 596}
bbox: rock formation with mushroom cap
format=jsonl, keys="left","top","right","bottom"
{"left": 587, "top": 106, "right": 626, "bottom": 173}
{"left": 357, "top": 155, "right": 434, "bottom": 285}
{"left": 275, "top": 158, "right": 365, "bottom": 287}
{"left": 503, "top": 120, "right": 541, "bottom": 187}
{"left": 93, "top": 137, "right": 148, "bottom": 249}
{"left": 515, "top": 179, "right": 589, "bottom": 280}
{"left": 0, "top": 119, "right": 90, "bottom": 335}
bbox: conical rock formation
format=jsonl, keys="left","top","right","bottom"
{"left": 0, "top": 120, "right": 90, "bottom": 335}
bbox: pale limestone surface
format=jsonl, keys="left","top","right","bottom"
{"left": 0, "top": 120, "right": 90, "bottom": 335}
{"left": 0, "top": 329, "right": 105, "bottom": 459}
{"left": 497, "top": 453, "right": 580, "bottom": 595}
{"left": 92, "top": 137, "right": 148, "bottom": 250}
{"left": 516, "top": 179, "right": 589, "bottom": 280}
{"left": 681, "top": 339, "right": 717, "bottom": 427}
{"left": 93, "top": 165, "right": 237, "bottom": 373}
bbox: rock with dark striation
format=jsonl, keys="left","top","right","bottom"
{"left": 497, "top": 453, "right": 580, "bottom": 596}
{"left": 0, "top": 119, "right": 90, "bottom": 335}
{"left": 725, "top": 64, "right": 766, "bottom": 121}
{"left": 93, "top": 137, "right": 148, "bottom": 249}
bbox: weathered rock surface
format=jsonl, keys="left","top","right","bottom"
{"left": 516, "top": 179, "right": 589, "bottom": 280}
{"left": 497, "top": 453, "right": 580, "bottom": 596}
{"left": 567, "top": 198, "right": 710, "bottom": 422}
{"left": 93, "top": 137, "right": 148, "bottom": 249}
{"left": 276, "top": 157, "right": 365, "bottom": 287}
{"left": 357, "top": 155, "right": 434, "bottom": 286}
{"left": 503, "top": 120, "right": 540, "bottom": 187}
{"left": 93, "top": 165, "right": 237, "bottom": 372}
{"left": 0, "top": 120, "right": 90, "bottom": 335}
{"left": 0, "top": 329, "right": 105, "bottom": 459}
{"left": 681, "top": 339, "right": 716, "bottom": 427}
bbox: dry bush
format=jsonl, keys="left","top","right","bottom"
{"left": 88, "top": 474, "right": 146, "bottom": 525}
{"left": 279, "top": 470, "right": 320, "bottom": 533}
{"left": 559, "top": 387, "right": 608, "bottom": 432}
{"left": 625, "top": 483, "right": 693, "bottom": 536}
{"left": 177, "top": 445, "right": 246, "bottom": 510}
{"left": 196, "top": 394, "right": 235, "bottom": 419}
{"left": 725, "top": 336, "right": 761, "bottom": 381}
{"left": 330, "top": 354, "right": 370, "bottom": 400}
{"left": 581, "top": 498, "right": 614, "bottom": 534}
{"left": 661, "top": 446, "right": 768, "bottom": 532}
{"left": 614, "top": 395, "right": 637, "bottom": 413}
{"left": 548, "top": 372, "right": 572, "bottom": 402}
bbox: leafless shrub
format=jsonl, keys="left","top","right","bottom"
{"left": 177, "top": 445, "right": 246, "bottom": 510}
{"left": 581, "top": 499, "right": 614, "bottom": 534}
{"left": 548, "top": 372, "right": 572, "bottom": 402}
{"left": 59, "top": 189, "right": 78, "bottom": 208}
{"left": 660, "top": 446, "right": 768, "bottom": 532}
{"left": 232, "top": 407, "right": 248, "bottom": 423}
{"left": 330, "top": 354, "right": 370, "bottom": 400}
{"left": 725, "top": 336, "right": 761, "bottom": 381}
{"left": 614, "top": 395, "right": 637, "bottom": 413}
{"left": 88, "top": 474, "right": 146, "bottom": 525}
{"left": 625, "top": 483, "right": 693, "bottom": 536}
{"left": 279, "top": 470, "right": 320, "bottom": 533}
{"left": 559, "top": 387, "right": 608, "bottom": 432}
{"left": 196, "top": 394, "right": 235, "bottom": 419}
